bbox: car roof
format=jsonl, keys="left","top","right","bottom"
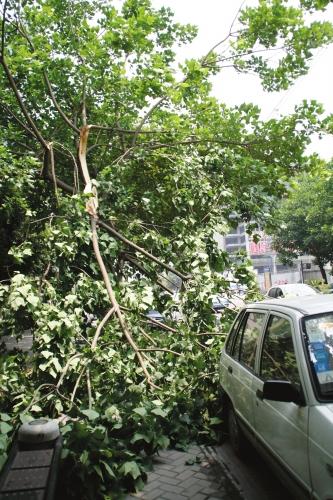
{"left": 247, "top": 294, "right": 333, "bottom": 316}
{"left": 269, "top": 283, "right": 316, "bottom": 291}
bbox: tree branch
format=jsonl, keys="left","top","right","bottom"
{"left": 91, "top": 307, "right": 115, "bottom": 350}
{"left": 0, "top": 0, "right": 8, "bottom": 57}
{"left": 139, "top": 327, "right": 157, "bottom": 346}
{"left": 0, "top": 57, "right": 49, "bottom": 149}
{"left": 124, "top": 253, "right": 174, "bottom": 294}
{"left": 138, "top": 348, "right": 181, "bottom": 356}
{"left": 49, "top": 143, "right": 59, "bottom": 201}
{"left": 91, "top": 216, "right": 158, "bottom": 389}
{"left": 70, "top": 365, "right": 86, "bottom": 405}
{"left": 86, "top": 368, "right": 92, "bottom": 410}
{"left": 56, "top": 353, "right": 82, "bottom": 389}
{"left": 143, "top": 315, "right": 178, "bottom": 333}
{"left": 98, "top": 219, "right": 190, "bottom": 281}
{"left": 0, "top": 102, "right": 36, "bottom": 140}
{"left": 43, "top": 72, "right": 80, "bottom": 134}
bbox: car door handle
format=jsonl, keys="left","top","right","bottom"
{"left": 228, "top": 366, "right": 233, "bottom": 374}
{"left": 256, "top": 389, "right": 263, "bottom": 400}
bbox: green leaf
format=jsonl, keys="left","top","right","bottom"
{"left": 0, "top": 414, "right": 11, "bottom": 422}
{"left": 133, "top": 407, "right": 147, "bottom": 417}
{"left": 40, "top": 350, "right": 52, "bottom": 359}
{"left": 52, "top": 357, "right": 62, "bottom": 372}
{"left": 80, "top": 450, "right": 89, "bottom": 465}
{"left": 151, "top": 408, "right": 167, "bottom": 418}
{"left": 131, "top": 433, "right": 151, "bottom": 444}
{"left": 120, "top": 461, "right": 141, "bottom": 480}
{"left": 0, "top": 436, "right": 8, "bottom": 451}
{"left": 157, "top": 435, "right": 170, "bottom": 449}
{"left": 26, "top": 294, "right": 39, "bottom": 307}
{"left": 30, "top": 404, "right": 42, "bottom": 412}
{"left": 10, "top": 296, "right": 25, "bottom": 310}
{"left": 48, "top": 320, "right": 59, "bottom": 331}
{"left": 101, "top": 461, "right": 116, "bottom": 478}
{"left": 81, "top": 409, "right": 99, "bottom": 421}
{"left": 93, "top": 465, "right": 103, "bottom": 480}
{"left": 209, "top": 417, "right": 223, "bottom": 425}
{"left": 17, "top": 284, "right": 31, "bottom": 296}
{"left": 0, "top": 422, "right": 12, "bottom": 434}
{"left": 20, "top": 414, "right": 33, "bottom": 424}
{"left": 185, "top": 457, "right": 195, "bottom": 465}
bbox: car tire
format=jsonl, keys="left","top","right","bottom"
{"left": 227, "top": 404, "right": 247, "bottom": 458}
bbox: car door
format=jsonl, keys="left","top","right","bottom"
{"left": 224, "top": 309, "right": 267, "bottom": 433}
{"left": 252, "top": 312, "right": 311, "bottom": 495}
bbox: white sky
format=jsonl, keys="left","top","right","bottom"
{"left": 152, "top": 0, "right": 333, "bottom": 159}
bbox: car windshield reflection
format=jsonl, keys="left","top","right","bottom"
{"left": 303, "top": 312, "right": 333, "bottom": 398}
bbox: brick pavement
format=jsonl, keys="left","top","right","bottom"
{"left": 125, "top": 445, "right": 243, "bottom": 500}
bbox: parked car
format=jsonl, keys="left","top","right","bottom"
{"left": 145, "top": 309, "right": 165, "bottom": 327}
{"left": 212, "top": 295, "right": 231, "bottom": 313}
{"left": 266, "top": 283, "right": 318, "bottom": 299}
{"left": 219, "top": 295, "right": 333, "bottom": 500}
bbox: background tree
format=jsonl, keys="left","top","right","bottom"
{"left": 271, "top": 165, "right": 333, "bottom": 283}
{"left": 1, "top": 0, "right": 333, "bottom": 497}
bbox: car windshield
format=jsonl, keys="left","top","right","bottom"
{"left": 303, "top": 312, "right": 333, "bottom": 398}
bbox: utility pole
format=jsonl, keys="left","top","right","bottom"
{"left": 300, "top": 260, "right": 304, "bottom": 283}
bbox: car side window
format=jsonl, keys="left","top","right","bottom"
{"left": 260, "top": 315, "right": 300, "bottom": 385}
{"left": 236, "top": 312, "right": 266, "bottom": 371}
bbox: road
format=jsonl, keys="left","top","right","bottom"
{"left": 1, "top": 331, "right": 33, "bottom": 352}
{"left": 213, "top": 441, "right": 296, "bottom": 500}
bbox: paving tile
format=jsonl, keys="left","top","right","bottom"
{"left": 132, "top": 445, "right": 245, "bottom": 500}
{"left": 176, "top": 476, "right": 200, "bottom": 490}
{"left": 145, "top": 488, "right": 165, "bottom": 500}
{"left": 191, "top": 494, "right": 207, "bottom": 500}
{"left": 155, "top": 464, "right": 177, "bottom": 472}
{"left": 143, "top": 481, "right": 160, "bottom": 492}
{"left": 158, "top": 475, "right": 182, "bottom": 486}
{"left": 160, "top": 493, "right": 188, "bottom": 500}
{"left": 176, "top": 469, "right": 195, "bottom": 481}
{"left": 185, "top": 483, "right": 207, "bottom": 497}
{"left": 194, "top": 472, "right": 212, "bottom": 480}
{"left": 147, "top": 472, "right": 160, "bottom": 480}
{"left": 158, "top": 482, "right": 184, "bottom": 494}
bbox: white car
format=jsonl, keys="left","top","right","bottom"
{"left": 266, "top": 283, "right": 318, "bottom": 299}
{"left": 219, "top": 295, "right": 333, "bottom": 500}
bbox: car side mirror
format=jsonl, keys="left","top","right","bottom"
{"left": 258, "top": 380, "right": 305, "bottom": 405}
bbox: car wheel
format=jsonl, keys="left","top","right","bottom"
{"left": 228, "top": 404, "right": 247, "bottom": 457}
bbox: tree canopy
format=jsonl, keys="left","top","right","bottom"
{"left": 271, "top": 165, "right": 333, "bottom": 282}
{"left": 1, "top": 0, "right": 333, "bottom": 497}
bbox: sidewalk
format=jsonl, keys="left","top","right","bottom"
{"left": 125, "top": 442, "right": 295, "bottom": 500}
{"left": 125, "top": 445, "right": 243, "bottom": 500}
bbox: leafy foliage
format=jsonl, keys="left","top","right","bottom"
{"left": 270, "top": 164, "right": 333, "bottom": 282}
{"left": 0, "top": 0, "right": 332, "bottom": 498}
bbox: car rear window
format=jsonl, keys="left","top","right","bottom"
{"left": 303, "top": 312, "right": 333, "bottom": 399}
{"left": 225, "top": 310, "right": 244, "bottom": 355}
{"left": 230, "top": 311, "right": 266, "bottom": 371}
{"left": 239, "top": 312, "right": 266, "bottom": 370}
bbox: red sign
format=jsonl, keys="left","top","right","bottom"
{"left": 249, "top": 235, "right": 272, "bottom": 255}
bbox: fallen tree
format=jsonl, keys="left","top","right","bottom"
{"left": 0, "top": 0, "right": 332, "bottom": 497}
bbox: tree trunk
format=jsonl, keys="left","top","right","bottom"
{"left": 318, "top": 260, "right": 328, "bottom": 284}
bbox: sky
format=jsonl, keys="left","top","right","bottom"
{"left": 152, "top": 0, "right": 333, "bottom": 160}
